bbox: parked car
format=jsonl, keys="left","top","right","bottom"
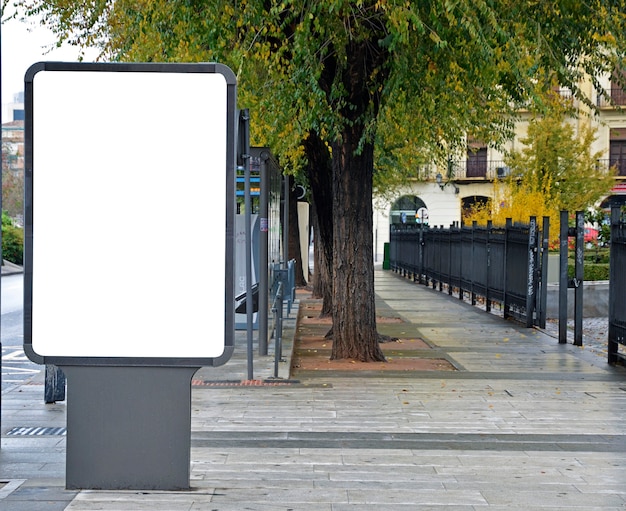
{"left": 584, "top": 227, "right": 599, "bottom": 242}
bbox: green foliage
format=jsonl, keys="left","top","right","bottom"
{"left": 568, "top": 262, "right": 610, "bottom": 281}
{"left": 585, "top": 208, "right": 611, "bottom": 246}
{"left": 16, "top": 0, "right": 626, "bottom": 182}
{"left": 465, "top": 104, "right": 615, "bottom": 231}
{"left": 506, "top": 105, "right": 614, "bottom": 215}
{"left": 14, "top": 0, "right": 626, "bottom": 358}
{"left": 583, "top": 248, "right": 610, "bottom": 264}
{"left": 2, "top": 212, "right": 24, "bottom": 265}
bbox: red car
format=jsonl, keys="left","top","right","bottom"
{"left": 584, "top": 227, "right": 599, "bottom": 242}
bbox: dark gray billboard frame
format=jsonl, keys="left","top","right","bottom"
{"left": 24, "top": 62, "right": 236, "bottom": 490}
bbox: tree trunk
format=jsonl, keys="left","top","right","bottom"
{"left": 328, "top": 27, "right": 388, "bottom": 362}
{"left": 304, "top": 131, "right": 333, "bottom": 316}
{"left": 330, "top": 135, "right": 385, "bottom": 362}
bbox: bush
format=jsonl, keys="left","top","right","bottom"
{"left": 2, "top": 213, "right": 24, "bottom": 265}
{"left": 583, "top": 247, "right": 609, "bottom": 264}
{"left": 568, "top": 262, "right": 610, "bottom": 281}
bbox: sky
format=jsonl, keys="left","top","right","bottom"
{"left": 1, "top": 7, "right": 99, "bottom": 110}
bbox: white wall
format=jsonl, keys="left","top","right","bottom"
{"left": 373, "top": 180, "right": 495, "bottom": 263}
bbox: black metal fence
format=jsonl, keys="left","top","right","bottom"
{"left": 608, "top": 206, "right": 626, "bottom": 364}
{"left": 389, "top": 217, "right": 547, "bottom": 328}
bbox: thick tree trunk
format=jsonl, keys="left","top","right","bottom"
{"left": 328, "top": 26, "right": 388, "bottom": 362}
{"left": 304, "top": 131, "right": 333, "bottom": 316}
{"left": 330, "top": 136, "right": 385, "bottom": 362}
{"left": 310, "top": 206, "right": 333, "bottom": 315}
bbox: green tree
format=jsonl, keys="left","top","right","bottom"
{"left": 2, "top": 211, "right": 23, "bottom": 265}
{"left": 466, "top": 102, "right": 616, "bottom": 229}
{"left": 506, "top": 105, "right": 614, "bottom": 217}
{"left": 2, "top": 143, "right": 24, "bottom": 219}
{"left": 15, "top": 0, "right": 626, "bottom": 361}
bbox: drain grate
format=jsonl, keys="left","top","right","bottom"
{"left": 6, "top": 426, "right": 66, "bottom": 436}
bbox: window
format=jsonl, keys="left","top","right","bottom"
{"left": 610, "top": 69, "right": 626, "bottom": 106}
{"left": 610, "top": 128, "right": 626, "bottom": 176}
{"left": 466, "top": 147, "right": 487, "bottom": 178}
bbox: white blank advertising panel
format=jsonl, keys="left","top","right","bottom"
{"left": 24, "top": 63, "right": 235, "bottom": 364}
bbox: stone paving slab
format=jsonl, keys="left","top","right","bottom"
{"left": 2, "top": 270, "right": 626, "bottom": 510}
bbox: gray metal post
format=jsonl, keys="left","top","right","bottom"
{"left": 240, "top": 109, "right": 254, "bottom": 380}
{"left": 486, "top": 220, "right": 492, "bottom": 312}
{"left": 418, "top": 221, "right": 424, "bottom": 285}
{"left": 608, "top": 206, "right": 620, "bottom": 363}
{"left": 537, "top": 216, "right": 550, "bottom": 329}
{"left": 283, "top": 174, "right": 289, "bottom": 269}
{"left": 470, "top": 221, "right": 476, "bottom": 303}
{"left": 574, "top": 210, "right": 584, "bottom": 346}
{"left": 503, "top": 218, "right": 512, "bottom": 318}
{"left": 559, "top": 210, "right": 568, "bottom": 344}
{"left": 258, "top": 150, "right": 270, "bottom": 356}
{"left": 525, "top": 216, "right": 537, "bottom": 328}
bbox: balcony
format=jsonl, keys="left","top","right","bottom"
{"left": 450, "top": 160, "right": 510, "bottom": 181}
{"left": 597, "top": 88, "right": 626, "bottom": 108}
{"left": 416, "top": 160, "right": 511, "bottom": 182}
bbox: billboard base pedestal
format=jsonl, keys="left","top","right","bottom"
{"left": 61, "top": 366, "right": 199, "bottom": 490}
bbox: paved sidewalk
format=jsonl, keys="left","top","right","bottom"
{"left": 2, "top": 270, "right": 626, "bottom": 510}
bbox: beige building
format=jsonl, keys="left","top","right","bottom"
{"left": 373, "top": 77, "right": 626, "bottom": 263}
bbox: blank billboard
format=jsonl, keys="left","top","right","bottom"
{"left": 24, "top": 62, "right": 235, "bottom": 365}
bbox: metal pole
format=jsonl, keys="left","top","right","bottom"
{"left": 558, "top": 211, "right": 568, "bottom": 344}
{"left": 608, "top": 206, "right": 620, "bottom": 363}
{"left": 503, "top": 218, "right": 512, "bottom": 319}
{"left": 486, "top": 220, "right": 492, "bottom": 312}
{"left": 574, "top": 210, "right": 584, "bottom": 346}
{"left": 240, "top": 109, "right": 253, "bottom": 380}
{"left": 258, "top": 150, "right": 269, "bottom": 356}
{"left": 283, "top": 174, "right": 289, "bottom": 269}
{"left": 537, "top": 216, "right": 550, "bottom": 329}
{"left": 273, "top": 282, "right": 283, "bottom": 378}
{"left": 525, "top": 216, "right": 537, "bottom": 328}
{"left": 418, "top": 221, "right": 424, "bottom": 284}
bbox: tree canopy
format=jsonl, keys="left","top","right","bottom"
{"left": 14, "top": 0, "right": 626, "bottom": 360}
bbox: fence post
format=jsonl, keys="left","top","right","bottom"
{"left": 258, "top": 150, "right": 269, "bottom": 356}
{"left": 608, "top": 206, "right": 622, "bottom": 363}
{"left": 503, "top": 218, "right": 512, "bottom": 319}
{"left": 448, "top": 228, "right": 453, "bottom": 296}
{"left": 418, "top": 222, "right": 424, "bottom": 285}
{"left": 486, "top": 220, "right": 492, "bottom": 313}
{"left": 573, "top": 211, "right": 584, "bottom": 346}
{"left": 558, "top": 211, "right": 568, "bottom": 344}
{"left": 470, "top": 221, "right": 477, "bottom": 304}
{"left": 525, "top": 216, "right": 537, "bottom": 328}
{"left": 537, "top": 216, "right": 550, "bottom": 329}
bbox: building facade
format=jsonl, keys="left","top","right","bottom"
{"left": 373, "top": 76, "right": 626, "bottom": 263}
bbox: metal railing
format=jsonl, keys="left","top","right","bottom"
{"left": 597, "top": 87, "right": 626, "bottom": 108}
{"left": 269, "top": 260, "right": 296, "bottom": 377}
{"left": 597, "top": 158, "right": 626, "bottom": 177}
{"left": 390, "top": 217, "right": 547, "bottom": 328}
{"left": 608, "top": 206, "right": 626, "bottom": 364}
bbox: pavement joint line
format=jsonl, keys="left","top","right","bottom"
{"left": 190, "top": 431, "right": 626, "bottom": 452}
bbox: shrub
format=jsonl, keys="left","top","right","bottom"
{"left": 568, "top": 262, "right": 610, "bottom": 281}
{"left": 2, "top": 213, "right": 24, "bottom": 265}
